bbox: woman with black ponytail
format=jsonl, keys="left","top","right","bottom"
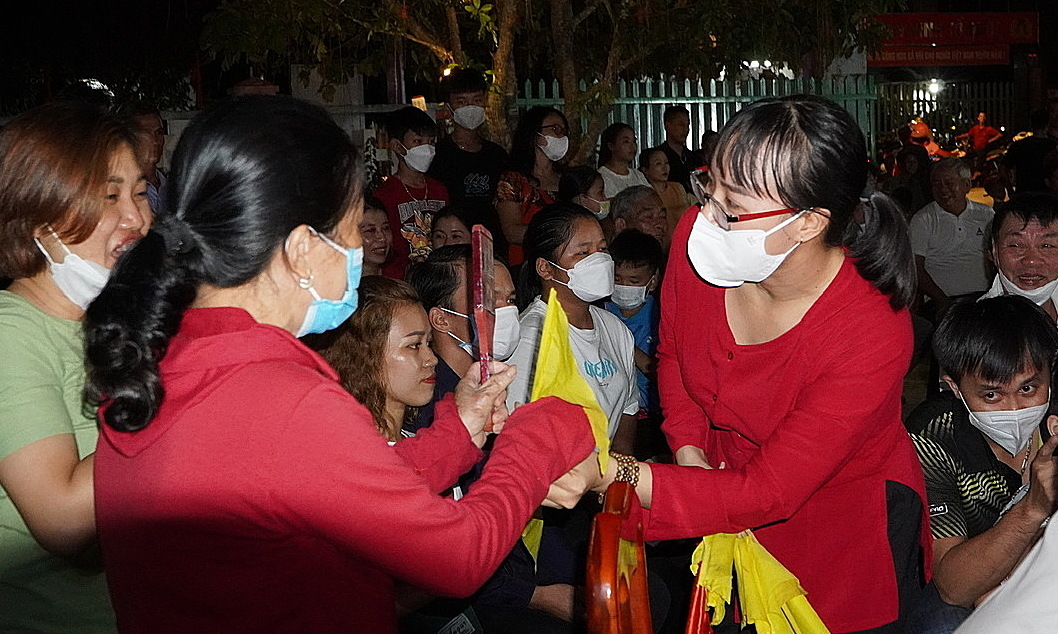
{"left": 83, "top": 96, "right": 595, "bottom": 633}
{"left": 543, "top": 95, "right": 930, "bottom": 633}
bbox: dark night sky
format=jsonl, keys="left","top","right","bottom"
{"left": 0, "top": 0, "right": 1054, "bottom": 107}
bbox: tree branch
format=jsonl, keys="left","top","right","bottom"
{"left": 571, "top": 0, "right": 603, "bottom": 30}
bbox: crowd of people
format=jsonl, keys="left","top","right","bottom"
{"left": 3, "top": 69, "right": 1058, "bottom": 634}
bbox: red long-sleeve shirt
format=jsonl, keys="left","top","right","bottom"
{"left": 94, "top": 307, "right": 593, "bottom": 633}
{"left": 648, "top": 210, "right": 931, "bottom": 633}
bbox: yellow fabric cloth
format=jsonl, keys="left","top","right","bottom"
{"left": 521, "top": 517, "right": 544, "bottom": 563}
{"left": 529, "top": 289, "right": 611, "bottom": 473}
{"left": 689, "top": 532, "right": 736, "bottom": 624}
{"left": 690, "top": 532, "right": 830, "bottom": 634}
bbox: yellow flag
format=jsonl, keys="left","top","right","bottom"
{"left": 530, "top": 289, "right": 611, "bottom": 473}
{"left": 688, "top": 532, "right": 830, "bottom": 634}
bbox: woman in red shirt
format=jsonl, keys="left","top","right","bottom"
{"left": 549, "top": 95, "right": 931, "bottom": 633}
{"left": 82, "top": 96, "right": 595, "bottom": 633}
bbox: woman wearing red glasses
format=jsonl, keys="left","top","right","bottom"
{"left": 547, "top": 95, "right": 930, "bottom": 633}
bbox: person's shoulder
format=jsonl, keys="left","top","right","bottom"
{"left": 908, "top": 202, "right": 941, "bottom": 229}
{"left": 811, "top": 258, "right": 909, "bottom": 335}
{"left": 373, "top": 177, "right": 403, "bottom": 201}
{"left": 519, "top": 298, "right": 548, "bottom": 325}
{"left": 907, "top": 391, "right": 961, "bottom": 438}
{"left": 967, "top": 199, "right": 995, "bottom": 218}
{"left": 0, "top": 292, "right": 70, "bottom": 347}
{"left": 590, "top": 304, "right": 634, "bottom": 339}
{"left": 482, "top": 139, "right": 509, "bottom": 159}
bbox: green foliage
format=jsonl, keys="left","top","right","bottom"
{"left": 199, "top": 0, "right": 903, "bottom": 102}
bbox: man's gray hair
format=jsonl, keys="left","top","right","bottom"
{"left": 932, "top": 157, "right": 972, "bottom": 181}
{"left": 611, "top": 185, "right": 661, "bottom": 220}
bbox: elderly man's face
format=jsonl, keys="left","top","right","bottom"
{"left": 994, "top": 215, "right": 1058, "bottom": 292}
{"left": 932, "top": 169, "right": 970, "bottom": 214}
{"left": 627, "top": 201, "right": 668, "bottom": 249}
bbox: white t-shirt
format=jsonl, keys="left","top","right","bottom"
{"left": 505, "top": 298, "right": 639, "bottom": 439}
{"left": 954, "top": 508, "right": 1058, "bottom": 633}
{"left": 598, "top": 166, "right": 650, "bottom": 198}
{"left": 909, "top": 199, "right": 994, "bottom": 297}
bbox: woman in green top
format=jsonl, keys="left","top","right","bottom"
{"left": 0, "top": 101, "right": 152, "bottom": 631}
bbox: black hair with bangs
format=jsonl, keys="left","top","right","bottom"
{"left": 713, "top": 94, "right": 915, "bottom": 310}
{"left": 935, "top": 295, "right": 1058, "bottom": 386}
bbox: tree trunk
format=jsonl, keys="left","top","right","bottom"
{"left": 549, "top": 0, "right": 583, "bottom": 151}
{"left": 445, "top": 2, "right": 466, "bottom": 65}
{"left": 486, "top": 0, "right": 519, "bottom": 148}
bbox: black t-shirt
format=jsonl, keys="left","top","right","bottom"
{"left": 428, "top": 137, "right": 510, "bottom": 252}
{"left": 1002, "top": 135, "right": 1058, "bottom": 193}
{"left": 908, "top": 391, "right": 1021, "bottom": 541}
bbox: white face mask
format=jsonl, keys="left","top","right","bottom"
{"left": 960, "top": 392, "right": 1049, "bottom": 456}
{"left": 548, "top": 251, "right": 615, "bottom": 303}
{"left": 451, "top": 105, "right": 486, "bottom": 130}
{"left": 441, "top": 305, "right": 522, "bottom": 361}
{"left": 34, "top": 231, "right": 111, "bottom": 310}
{"left": 493, "top": 305, "right": 522, "bottom": 361}
{"left": 537, "top": 133, "right": 569, "bottom": 162}
{"left": 400, "top": 142, "right": 436, "bottom": 173}
{"left": 686, "top": 210, "right": 804, "bottom": 287}
{"left": 610, "top": 283, "right": 650, "bottom": 310}
{"left": 583, "top": 196, "right": 611, "bottom": 220}
{"left": 994, "top": 267, "right": 1058, "bottom": 306}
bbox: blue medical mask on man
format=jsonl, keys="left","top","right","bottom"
{"left": 440, "top": 304, "right": 521, "bottom": 361}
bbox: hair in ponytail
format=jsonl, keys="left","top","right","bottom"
{"left": 85, "top": 96, "right": 361, "bottom": 432}
{"left": 844, "top": 192, "right": 916, "bottom": 310}
{"left": 713, "top": 94, "right": 914, "bottom": 310}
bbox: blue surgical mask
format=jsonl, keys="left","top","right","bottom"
{"left": 296, "top": 229, "right": 364, "bottom": 338}
{"left": 440, "top": 307, "right": 476, "bottom": 356}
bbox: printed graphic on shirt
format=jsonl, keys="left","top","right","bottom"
{"left": 584, "top": 358, "right": 618, "bottom": 383}
{"left": 912, "top": 406, "right": 1020, "bottom": 540}
{"left": 396, "top": 199, "right": 445, "bottom": 262}
{"left": 463, "top": 173, "right": 491, "bottom": 198}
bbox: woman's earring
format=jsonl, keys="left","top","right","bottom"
{"left": 298, "top": 274, "right": 314, "bottom": 289}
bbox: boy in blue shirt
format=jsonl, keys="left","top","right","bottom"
{"left": 604, "top": 229, "right": 663, "bottom": 419}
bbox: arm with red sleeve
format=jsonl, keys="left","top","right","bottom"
{"left": 657, "top": 208, "right": 712, "bottom": 461}
{"left": 276, "top": 390, "right": 596, "bottom": 597}
{"left": 644, "top": 296, "right": 913, "bottom": 539}
{"left": 392, "top": 394, "right": 482, "bottom": 495}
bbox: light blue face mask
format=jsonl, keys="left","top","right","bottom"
{"left": 440, "top": 307, "right": 476, "bottom": 356}
{"left": 296, "top": 229, "right": 365, "bottom": 338}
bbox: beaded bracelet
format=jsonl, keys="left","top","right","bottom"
{"left": 608, "top": 451, "right": 640, "bottom": 487}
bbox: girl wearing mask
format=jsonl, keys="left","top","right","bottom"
{"left": 597, "top": 122, "right": 650, "bottom": 198}
{"left": 0, "top": 101, "right": 152, "bottom": 632}
{"left": 558, "top": 165, "right": 614, "bottom": 240}
{"left": 546, "top": 95, "right": 931, "bottom": 634}
{"left": 496, "top": 107, "right": 569, "bottom": 266}
{"left": 507, "top": 203, "right": 639, "bottom": 455}
{"left": 82, "top": 96, "right": 595, "bottom": 633}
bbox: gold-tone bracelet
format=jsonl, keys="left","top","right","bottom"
{"left": 608, "top": 451, "right": 640, "bottom": 487}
